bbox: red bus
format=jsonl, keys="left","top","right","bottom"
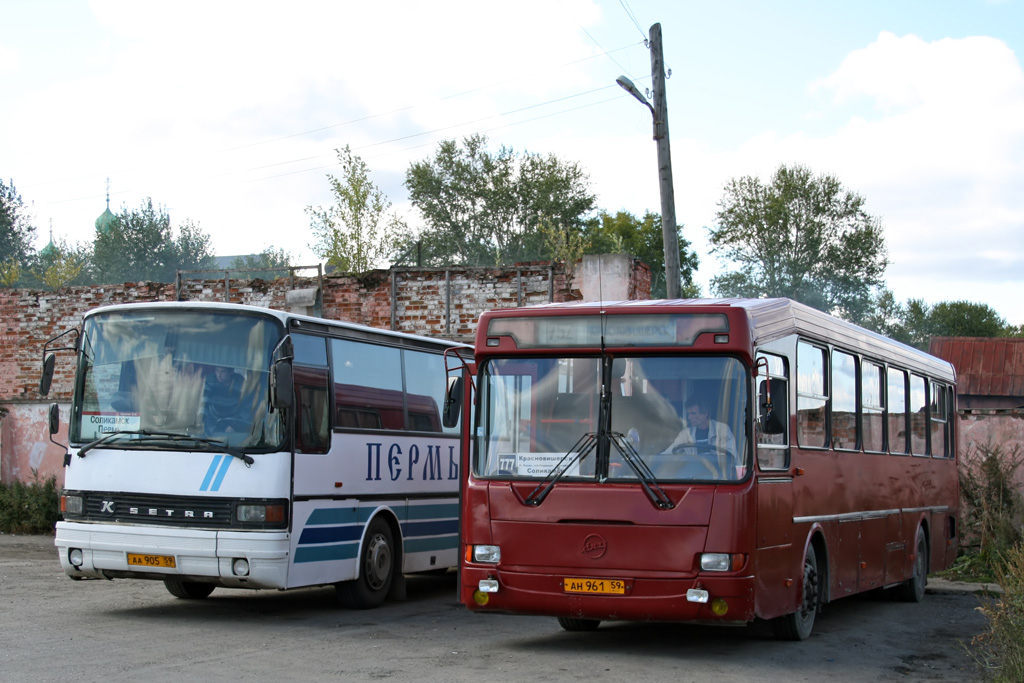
{"left": 454, "top": 298, "right": 958, "bottom": 639}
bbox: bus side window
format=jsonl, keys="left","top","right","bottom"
{"left": 887, "top": 367, "right": 909, "bottom": 455}
{"left": 796, "top": 342, "right": 828, "bottom": 448}
{"left": 930, "top": 382, "right": 948, "bottom": 457}
{"left": 909, "top": 374, "right": 928, "bottom": 456}
{"left": 293, "top": 334, "right": 330, "bottom": 454}
{"left": 756, "top": 353, "right": 789, "bottom": 470}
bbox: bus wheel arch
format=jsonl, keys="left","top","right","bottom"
{"left": 894, "top": 523, "right": 929, "bottom": 603}
{"left": 770, "top": 532, "right": 826, "bottom": 641}
{"left": 336, "top": 512, "right": 403, "bottom": 609}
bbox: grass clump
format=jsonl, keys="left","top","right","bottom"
{"left": 970, "top": 542, "right": 1024, "bottom": 682}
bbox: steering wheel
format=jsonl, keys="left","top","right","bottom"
{"left": 671, "top": 443, "right": 716, "bottom": 456}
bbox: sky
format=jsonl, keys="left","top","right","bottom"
{"left": 3, "top": 0, "right": 1023, "bottom": 323}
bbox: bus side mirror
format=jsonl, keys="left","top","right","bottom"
{"left": 40, "top": 354, "right": 56, "bottom": 396}
{"left": 442, "top": 375, "right": 463, "bottom": 429}
{"left": 48, "top": 402, "right": 60, "bottom": 435}
{"left": 759, "top": 377, "right": 786, "bottom": 435}
{"left": 271, "top": 362, "right": 293, "bottom": 410}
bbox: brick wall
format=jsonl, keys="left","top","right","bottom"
{"left": 0, "top": 257, "right": 650, "bottom": 485}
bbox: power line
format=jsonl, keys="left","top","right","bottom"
{"left": 619, "top": 0, "right": 648, "bottom": 41}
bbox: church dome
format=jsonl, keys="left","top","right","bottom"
{"left": 95, "top": 180, "right": 116, "bottom": 234}
{"left": 95, "top": 204, "right": 116, "bottom": 234}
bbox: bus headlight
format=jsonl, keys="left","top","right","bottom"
{"left": 61, "top": 494, "right": 83, "bottom": 515}
{"left": 700, "top": 553, "right": 746, "bottom": 572}
{"left": 472, "top": 545, "right": 501, "bottom": 563}
{"left": 232, "top": 558, "right": 250, "bottom": 576}
{"left": 68, "top": 548, "right": 84, "bottom": 567}
{"left": 236, "top": 504, "right": 285, "bottom": 523}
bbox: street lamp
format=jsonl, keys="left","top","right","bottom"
{"left": 615, "top": 76, "right": 654, "bottom": 117}
{"left": 615, "top": 23, "right": 681, "bottom": 299}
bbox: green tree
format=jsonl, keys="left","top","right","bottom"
{"left": 174, "top": 219, "right": 218, "bottom": 273}
{"left": 929, "top": 300, "right": 1008, "bottom": 338}
{"left": 708, "top": 164, "right": 887, "bottom": 321}
{"left": 405, "top": 134, "right": 596, "bottom": 266}
{"left": 230, "top": 247, "right": 292, "bottom": 280}
{"left": 859, "top": 289, "right": 911, "bottom": 344}
{"left": 34, "top": 237, "right": 89, "bottom": 290}
{"left": 583, "top": 210, "right": 700, "bottom": 298}
{"left": 861, "top": 296, "right": 1014, "bottom": 350}
{"left": 0, "top": 179, "right": 37, "bottom": 285}
{"left": 0, "top": 258, "right": 21, "bottom": 287}
{"left": 307, "top": 146, "right": 408, "bottom": 273}
{"left": 92, "top": 199, "right": 216, "bottom": 283}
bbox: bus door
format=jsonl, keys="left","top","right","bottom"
{"left": 753, "top": 354, "right": 794, "bottom": 609}
{"left": 288, "top": 333, "right": 335, "bottom": 588}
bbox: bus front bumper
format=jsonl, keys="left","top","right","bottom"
{"left": 55, "top": 521, "right": 290, "bottom": 589}
{"left": 461, "top": 565, "right": 757, "bottom": 624}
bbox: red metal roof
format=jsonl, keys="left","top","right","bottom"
{"left": 929, "top": 337, "right": 1024, "bottom": 397}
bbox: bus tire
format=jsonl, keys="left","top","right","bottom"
{"left": 164, "top": 579, "right": 215, "bottom": 600}
{"left": 336, "top": 517, "right": 395, "bottom": 609}
{"left": 557, "top": 616, "right": 600, "bottom": 631}
{"left": 770, "top": 545, "right": 819, "bottom": 641}
{"left": 895, "top": 527, "right": 928, "bottom": 603}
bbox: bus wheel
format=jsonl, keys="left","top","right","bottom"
{"left": 770, "top": 545, "right": 819, "bottom": 641}
{"left": 164, "top": 579, "right": 215, "bottom": 600}
{"left": 336, "top": 517, "right": 394, "bottom": 609}
{"left": 895, "top": 528, "right": 928, "bottom": 603}
{"left": 557, "top": 616, "right": 600, "bottom": 631}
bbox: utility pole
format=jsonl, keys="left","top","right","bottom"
{"left": 615, "top": 23, "right": 681, "bottom": 299}
{"left": 649, "top": 23, "right": 681, "bottom": 299}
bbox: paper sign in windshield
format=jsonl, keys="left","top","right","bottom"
{"left": 497, "top": 452, "right": 581, "bottom": 477}
{"left": 82, "top": 411, "right": 141, "bottom": 440}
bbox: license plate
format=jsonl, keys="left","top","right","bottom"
{"left": 127, "top": 553, "right": 176, "bottom": 568}
{"left": 563, "top": 577, "right": 625, "bottom": 594}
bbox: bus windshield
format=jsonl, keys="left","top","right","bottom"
{"left": 475, "top": 355, "right": 748, "bottom": 483}
{"left": 71, "top": 309, "right": 286, "bottom": 451}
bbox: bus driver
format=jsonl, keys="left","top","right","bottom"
{"left": 663, "top": 396, "right": 738, "bottom": 479}
{"left": 204, "top": 365, "right": 244, "bottom": 433}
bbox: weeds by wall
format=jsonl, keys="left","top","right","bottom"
{"left": 956, "top": 441, "right": 1024, "bottom": 681}
{"left": 0, "top": 472, "right": 60, "bottom": 534}
{"left": 970, "top": 542, "right": 1024, "bottom": 682}
{"left": 953, "top": 441, "right": 1024, "bottom": 581}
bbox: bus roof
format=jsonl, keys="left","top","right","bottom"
{"left": 477, "top": 298, "right": 954, "bottom": 382}
{"left": 84, "top": 300, "right": 472, "bottom": 352}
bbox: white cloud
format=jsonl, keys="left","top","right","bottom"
{"left": 0, "top": 43, "right": 18, "bottom": 73}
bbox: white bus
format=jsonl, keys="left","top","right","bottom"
{"left": 41, "top": 301, "right": 471, "bottom": 608}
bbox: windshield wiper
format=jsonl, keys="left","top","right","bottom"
{"left": 609, "top": 432, "right": 675, "bottom": 509}
{"left": 523, "top": 433, "right": 598, "bottom": 506}
{"left": 76, "top": 429, "right": 254, "bottom": 465}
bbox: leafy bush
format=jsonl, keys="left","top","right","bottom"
{"left": 970, "top": 542, "right": 1024, "bottom": 682}
{"left": 0, "top": 473, "right": 61, "bottom": 534}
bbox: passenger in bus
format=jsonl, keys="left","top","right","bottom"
{"left": 663, "top": 396, "right": 737, "bottom": 478}
{"left": 204, "top": 365, "right": 245, "bottom": 433}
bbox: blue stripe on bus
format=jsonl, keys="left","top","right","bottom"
{"left": 199, "top": 455, "right": 223, "bottom": 491}
{"left": 295, "top": 504, "right": 459, "bottom": 564}
{"left": 298, "top": 524, "right": 364, "bottom": 545}
{"left": 404, "top": 535, "right": 459, "bottom": 554}
{"left": 401, "top": 519, "right": 459, "bottom": 537}
{"left": 295, "top": 543, "right": 359, "bottom": 563}
{"left": 404, "top": 503, "right": 459, "bottom": 520}
{"left": 305, "top": 507, "right": 359, "bottom": 526}
{"left": 210, "top": 456, "right": 232, "bottom": 491}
